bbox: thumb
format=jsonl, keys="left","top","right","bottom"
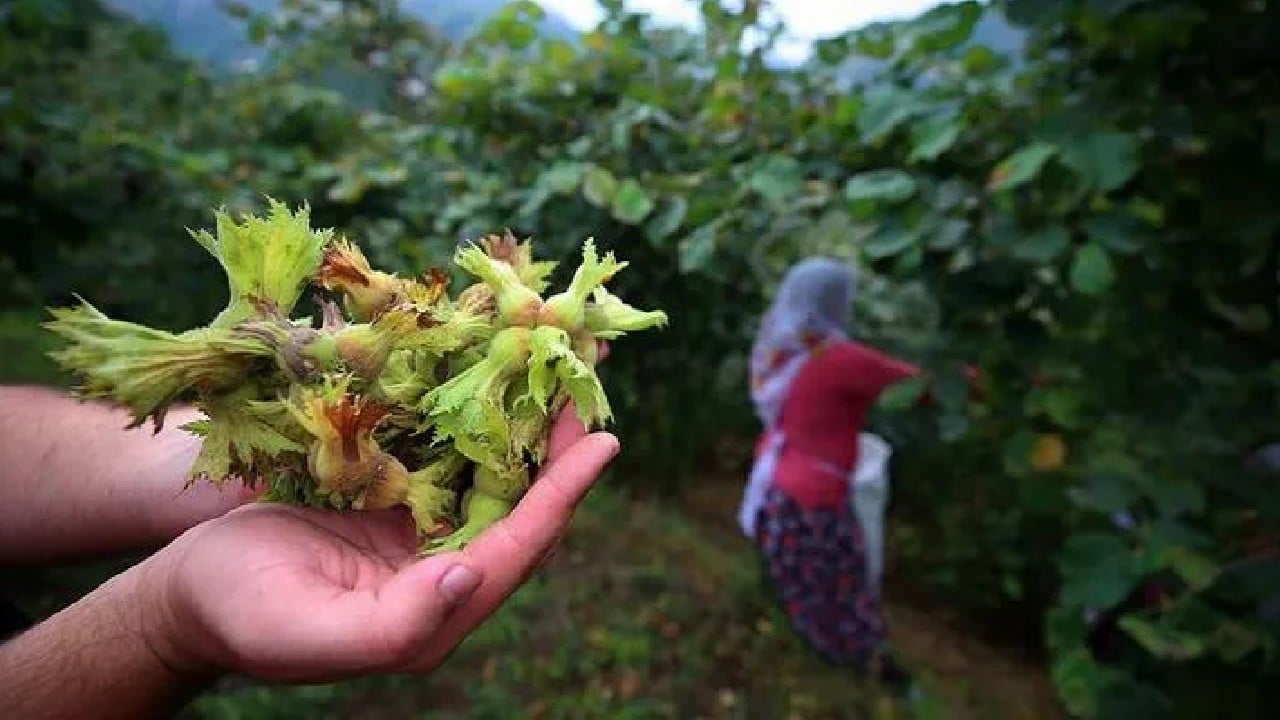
{"left": 362, "top": 559, "right": 483, "bottom": 666}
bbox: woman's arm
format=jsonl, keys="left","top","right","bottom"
{"left": 829, "top": 342, "right": 923, "bottom": 400}
{"left": 830, "top": 343, "right": 981, "bottom": 406}
{"left": 0, "top": 385, "right": 255, "bottom": 565}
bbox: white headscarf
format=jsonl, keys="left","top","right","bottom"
{"left": 739, "top": 257, "right": 857, "bottom": 537}
{"left": 748, "top": 258, "right": 857, "bottom": 425}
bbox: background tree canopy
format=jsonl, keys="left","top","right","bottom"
{"left": 1, "top": 0, "right": 1278, "bottom": 717}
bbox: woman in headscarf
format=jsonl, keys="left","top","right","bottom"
{"left": 738, "top": 257, "right": 923, "bottom": 687}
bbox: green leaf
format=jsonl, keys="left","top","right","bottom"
{"left": 1071, "top": 473, "right": 1139, "bottom": 515}
{"left": 678, "top": 224, "right": 717, "bottom": 273}
{"left": 1146, "top": 475, "right": 1205, "bottom": 517}
{"left": 1050, "top": 649, "right": 1101, "bottom": 719}
{"left": 939, "top": 412, "right": 969, "bottom": 441}
{"left": 184, "top": 399, "right": 304, "bottom": 486}
{"left": 1212, "top": 620, "right": 1264, "bottom": 663}
{"left": 516, "top": 186, "right": 553, "bottom": 220}
{"left": 220, "top": 2, "right": 254, "bottom": 19}
{"left": 878, "top": 375, "right": 930, "bottom": 411}
{"left": 749, "top": 154, "right": 803, "bottom": 209}
{"left": 927, "top": 218, "right": 970, "bottom": 250}
{"left": 934, "top": 366, "right": 969, "bottom": 409}
{"left": 1043, "top": 387, "right": 1083, "bottom": 428}
{"left": 963, "top": 45, "right": 1003, "bottom": 74}
{"left": 1147, "top": 517, "right": 1215, "bottom": 552}
{"left": 909, "top": 115, "right": 963, "bottom": 163}
{"left": 582, "top": 166, "right": 618, "bottom": 208}
{"left": 1003, "top": 574, "right": 1024, "bottom": 599}
{"left": 1019, "top": 475, "right": 1065, "bottom": 515}
{"left": 844, "top": 169, "right": 917, "bottom": 203}
{"left": 1060, "top": 531, "right": 1141, "bottom": 609}
{"left": 832, "top": 94, "right": 863, "bottom": 127}
{"left": 931, "top": 179, "right": 972, "bottom": 211}
{"left": 1085, "top": 211, "right": 1146, "bottom": 254}
{"left": 851, "top": 26, "right": 896, "bottom": 59}
{"left": 1085, "top": 0, "right": 1146, "bottom": 18}
{"left": 477, "top": 0, "right": 543, "bottom": 50}
{"left": 988, "top": 142, "right": 1057, "bottom": 191}
{"left": 1069, "top": 243, "right": 1115, "bottom": 295}
{"left": 902, "top": 1, "right": 982, "bottom": 54}
{"left": 1118, "top": 616, "right": 1208, "bottom": 661}
{"left": 247, "top": 15, "right": 271, "bottom": 44}
{"left": 1002, "top": 430, "right": 1038, "bottom": 476}
{"left": 644, "top": 196, "right": 687, "bottom": 245}
{"left": 610, "top": 179, "right": 655, "bottom": 224}
{"left": 1013, "top": 225, "right": 1071, "bottom": 263}
{"left": 1158, "top": 546, "right": 1219, "bottom": 591}
{"left": 364, "top": 166, "right": 408, "bottom": 186}
{"left": 863, "top": 223, "right": 922, "bottom": 260}
{"left": 1060, "top": 132, "right": 1140, "bottom": 193}
{"left": 537, "top": 162, "right": 587, "bottom": 195}
{"left": 327, "top": 175, "right": 368, "bottom": 203}
{"left": 1047, "top": 605, "right": 1089, "bottom": 653}
{"left": 859, "top": 88, "right": 929, "bottom": 143}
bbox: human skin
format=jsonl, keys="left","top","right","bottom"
{"left": 0, "top": 384, "right": 618, "bottom": 719}
{"left": 0, "top": 385, "right": 256, "bottom": 566}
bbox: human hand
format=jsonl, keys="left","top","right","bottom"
{"left": 116, "top": 405, "right": 262, "bottom": 543}
{"left": 0, "top": 388, "right": 266, "bottom": 566}
{"left": 135, "top": 407, "right": 619, "bottom": 684}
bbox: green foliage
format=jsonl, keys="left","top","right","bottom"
{"left": 3, "top": 0, "right": 1279, "bottom": 716}
{"left": 843, "top": 0, "right": 1280, "bottom": 715}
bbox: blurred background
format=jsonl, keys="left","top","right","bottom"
{"left": 2, "top": 0, "right": 1279, "bottom": 717}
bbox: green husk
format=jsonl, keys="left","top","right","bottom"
{"left": 44, "top": 198, "right": 667, "bottom": 554}
{"left": 191, "top": 198, "right": 332, "bottom": 328}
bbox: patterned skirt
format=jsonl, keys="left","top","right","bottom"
{"left": 754, "top": 486, "right": 888, "bottom": 669}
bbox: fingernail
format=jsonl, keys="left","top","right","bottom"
{"left": 438, "top": 564, "right": 481, "bottom": 603}
{"left": 602, "top": 433, "right": 621, "bottom": 459}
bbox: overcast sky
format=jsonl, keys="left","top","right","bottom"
{"left": 537, "top": 0, "right": 943, "bottom": 62}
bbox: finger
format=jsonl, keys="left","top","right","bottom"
{"left": 546, "top": 401, "right": 589, "bottom": 460}
{"left": 470, "top": 432, "right": 616, "bottom": 582}
{"left": 514, "top": 431, "right": 619, "bottom": 546}
{"left": 535, "top": 537, "right": 563, "bottom": 572}
{"left": 411, "top": 432, "right": 619, "bottom": 666}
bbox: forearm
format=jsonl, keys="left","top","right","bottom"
{"left": 0, "top": 557, "right": 215, "bottom": 719}
{"left": 0, "top": 385, "right": 250, "bottom": 564}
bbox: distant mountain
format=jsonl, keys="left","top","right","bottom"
{"left": 99, "top": 0, "right": 581, "bottom": 67}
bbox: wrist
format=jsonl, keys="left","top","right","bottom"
{"left": 132, "top": 412, "right": 258, "bottom": 541}
{"left": 124, "top": 534, "right": 224, "bottom": 688}
{"left": 0, "top": 541, "right": 221, "bottom": 719}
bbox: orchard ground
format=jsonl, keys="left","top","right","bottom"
{"left": 4, "top": 461, "right": 1063, "bottom": 720}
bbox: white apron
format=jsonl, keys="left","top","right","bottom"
{"left": 738, "top": 431, "right": 895, "bottom": 598}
